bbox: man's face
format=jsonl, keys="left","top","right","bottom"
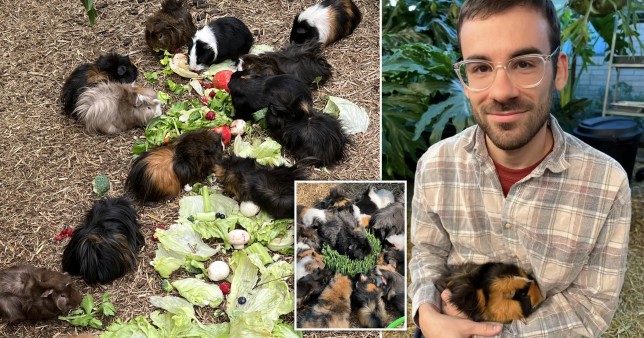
{"left": 459, "top": 6, "right": 567, "bottom": 151}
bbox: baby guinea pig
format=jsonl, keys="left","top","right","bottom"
{"left": 188, "top": 17, "right": 254, "bottom": 71}
{"left": 145, "top": 0, "right": 197, "bottom": 52}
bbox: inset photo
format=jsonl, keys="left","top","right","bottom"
{"left": 294, "top": 181, "right": 407, "bottom": 331}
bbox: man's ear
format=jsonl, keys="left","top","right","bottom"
{"left": 554, "top": 52, "right": 569, "bottom": 91}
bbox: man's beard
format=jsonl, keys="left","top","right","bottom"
{"left": 472, "top": 87, "right": 553, "bottom": 151}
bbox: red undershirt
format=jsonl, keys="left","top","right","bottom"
{"left": 492, "top": 146, "right": 553, "bottom": 197}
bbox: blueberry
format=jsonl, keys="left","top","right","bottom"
{"left": 238, "top": 296, "right": 246, "bottom": 305}
{"left": 216, "top": 213, "right": 226, "bottom": 219}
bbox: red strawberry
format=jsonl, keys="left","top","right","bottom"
{"left": 212, "top": 126, "right": 231, "bottom": 146}
{"left": 213, "top": 70, "right": 233, "bottom": 93}
{"left": 205, "top": 111, "right": 216, "bottom": 120}
{"left": 219, "top": 281, "right": 231, "bottom": 295}
{"left": 201, "top": 96, "right": 209, "bottom": 106}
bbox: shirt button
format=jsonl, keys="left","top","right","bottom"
{"left": 505, "top": 223, "right": 512, "bottom": 229}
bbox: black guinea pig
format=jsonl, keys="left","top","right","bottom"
{"left": 187, "top": 17, "right": 253, "bottom": 71}
{"left": 145, "top": 0, "right": 197, "bottom": 52}
{"left": 60, "top": 53, "right": 138, "bottom": 117}
{"left": 290, "top": 0, "right": 362, "bottom": 46}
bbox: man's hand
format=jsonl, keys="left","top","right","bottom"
{"left": 418, "top": 302, "right": 502, "bottom": 338}
{"left": 441, "top": 289, "right": 468, "bottom": 319}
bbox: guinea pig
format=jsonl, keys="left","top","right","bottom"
{"left": 377, "top": 246, "right": 405, "bottom": 276}
{"left": 235, "top": 41, "right": 332, "bottom": 87}
{"left": 369, "top": 199, "right": 404, "bottom": 242}
{"left": 145, "top": 0, "right": 196, "bottom": 52}
{"left": 188, "top": 16, "right": 254, "bottom": 71}
{"left": 290, "top": 0, "right": 361, "bottom": 46}
{"left": 228, "top": 72, "right": 313, "bottom": 121}
{"left": 313, "top": 187, "right": 353, "bottom": 211}
{"left": 298, "top": 273, "right": 352, "bottom": 328}
{"left": 435, "top": 262, "right": 544, "bottom": 323}
{"left": 61, "top": 53, "right": 138, "bottom": 117}
{"left": 296, "top": 268, "right": 334, "bottom": 309}
{"left": 354, "top": 186, "right": 395, "bottom": 215}
{"left": 315, "top": 210, "right": 372, "bottom": 260}
{"left": 296, "top": 254, "right": 325, "bottom": 281}
{"left": 73, "top": 82, "right": 161, "bottom": 135}
{"left": 125, "top": 129, "right": 224, "bottom": 203}
{"left": 61, "top": 197, "right": 145, "bottom": 285}
{"left": 213, "top": 155, "right": 310, "bottom": 219}
{"left": 375, "top": 265, "right": 406, "bottom": 316}
{"left": 351, "top": 273, "right": 388, "bottom": 328}
{"left": 0, "top": 264, "right": 82, "bottom": 323}
{"left": 268, "top": 110, "right": 348, "bottom": 167}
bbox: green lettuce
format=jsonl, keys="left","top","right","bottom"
{"left": 151, "top": 245, "right": 185, "bottom": 278}
{"left": 155, "top": 222, "right": 218, "bottom": 261}
{"left": 271, "top": 321, "right": 302, "bottom": 338}
{"left": 101, "top": 315, "right": 161, "bottom": 338}
{"left": 171, "top": 278, "right": 224, "bottom": 308}
{"left": 233, "top": 136, "right": 285, "bottom": 167}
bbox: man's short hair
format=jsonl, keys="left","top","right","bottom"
{"left": 457, "top": 0, "right": 561, "bottom": 54}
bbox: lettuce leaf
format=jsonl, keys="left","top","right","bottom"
{"left": 171, "top": 278, "right": 224, "bottom": 308}
{"left": 102, "top": 315, "right": 161, "bottom": 338}
{"left": 149, "top": 296, "right": 196, "bottom": 320}
{"left": 272, "top": 320, "right": 302, "bottom": 338}
{"left": 151, "top": 245, "right": 185, "bottom": 278}
{"left": 323, "top": 96, "right": 370, "bottom": 134}
{"left": 232, "top": 137, "right": 285, "bottom": 167}
{"left": 267, "top": 228, "right": 294, "bottom": 254}
{"left": 155, "top": 222, "right": 218, "bottom": 261}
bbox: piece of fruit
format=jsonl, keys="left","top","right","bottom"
{"left": 205, "top": 111, "right": 216, "bottom": 120}
{"left": 212, "top": 125, "right": 231, "bottom": 146}
{"left": 237, "top": 296, "right": 246, "bottom": 304}
{"left": 219, "top": 281, "right": 231, "bottom": 295}
{"left": 208, "top": 90, "right": 216, "bottom": 99}
{"left": 213, "top": 70, "right": 233, "bottom": 93}
{"left": 204, "top": 83, "right": 213, "bottom": 89}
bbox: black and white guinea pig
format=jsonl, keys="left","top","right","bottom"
{"left": 290, "top": 0, "right": 362, "bottom": 46}
{"left": 73, "top": 82, "right": 161, "bottom": 135}
{"left": 0, "top": 264, "right": 82, "bottom": 323}
{"left": 188, "top": 17, "right": 254, "bottom": 71}
{"left": 269, "top": 110, "right": 349, "bottom": 167}
{"left": 61, "top": 53, "right": 138, "bottom": 117}
{"left": 145, "top": 0, "right": 196, "bottom": 52}
{"left": 228, "top": 72, "right": 313, "bottom": 121}
{"left": 61, "top": 197, "right": 145, "bottom": 285}
{"left": 213, "top": 155, "right": 309, "bottom": 219}
{"left": 236, "top": 41, "right": 332, "bottom": 87}
{"left": 125, "top": 129, "right": 224, "bottom": 203}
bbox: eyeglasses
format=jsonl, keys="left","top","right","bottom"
{"left": 453, "top": 47, "right": 560, "bottom": 92}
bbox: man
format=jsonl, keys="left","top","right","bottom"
{"left": 409, "top": 0, "right": 632, "bottom": 337}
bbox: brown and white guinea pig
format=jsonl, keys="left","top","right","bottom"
{"left": 315, "top": 210, "right": 372, "bottom": 260}
{"left": 73, "top": 82, "right": 161, "bottom": 135}
{"left": 228, "top": 72, "right": 313, "bottom": 121}
{"left": 145, "top": 0, "right": 196, "bottom": 52}
{"left": 268, "top": 110, "right": 348, "bottom": 167}
{"left": 296, "top": 248, "right": 325, "bottom": 280}
{"left": 351, "top": 273, "right": 388, "bottom": 328}
{"left": 236, "top": 41, "right": 332, "bottom": 87}
{"left": 61, "top": 53, "right": 138, "bottom": 117}
{"left": 296, "top": 268, "right": 334, "bottom": 309}
{"left": 435, "top": 262, "right": 544, "bottom": 324}
{"left": 61, "top": 197, "right": 144, "bottom": 285}
{"left": 0, "top": 264, "right": 82, "bottom": 323}
{"left": 214, "top": 155, "right": 309, "bottom": 219}
{"left": 290, "top": 0, "right": 361, "bottom": 46}
{"left": 298, "top": 273, "right": 352, "bottom": 328}
{"left": 187, "top": 17, "right": 254, "bottom": 71}
{"left": 125, "top": 129, "right": 224, "bottom": 203}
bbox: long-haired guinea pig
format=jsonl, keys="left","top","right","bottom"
{"left": 73, "top": 82, "right": 161, "bottom": 134}
{"left": 298, "top": 273, "right": 352, "bottom": 328}
{"left": 62, "top": 197, "right": 144, "bottom": 285}
{"left": 351, "top": 273, "right": 388, "bottom": 328}
{"left": 375, "top": 265, "right": 405, "bottom": 316}
{"left": 145, "top": 0, "right": 196, "bottom": 52}
{"left": 236, "top": 41, "right": 332, "bottom": 87}
{"left": 61, "top": 53, "right": 138, "bottom": 117}
{"left": 126, "top": 129, "right": 224, "bottom": 203}
{"left": 269, "top": 110, "right": 348, "bottom": 167}
{"left": 228, "top": 72, "right": 313, "bottom": 121}
{"left": 214, "top": 155, "right": 309, "bottom": 219}
{"left": 313, "top": 187, "right": 353, "bottom": 212}
{"left": 296, "top": 268, "right": 334, "bottom": 309}
{"left": 354, "top": 186, "right": 395, "bottom": 215}
{"left": 188, "top": 17, "right": 253, "bottom": 71}
{"left": 315, "top": 210, "right": 372, "bottom": 260}
{"left": 0, "top": 264, "right": 82, "bottom": 323}
{"left": 290, "top": 0, "right": 362, "bottom": 46}
{"left": 369, "top": 199, "right": 404, "bottom": 242}
{"left": 435, "top": 262, "right": 544, "bottom": 323}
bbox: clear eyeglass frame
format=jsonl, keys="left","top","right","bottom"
{"left": 453, "top": 47, "right": 560, "bottom": 92}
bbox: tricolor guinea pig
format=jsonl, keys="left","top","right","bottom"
{"left": 188, "top": 17, "right": 253, "bottom": 71}
{"left": 145, "top": 0, "right": 197, "bottom": 52}
{"left": 436, "top": 262, "right": 544, "bottom": 324}
{"left": 290, "top": 0, "right": 361, "bottom": 46}
{"left": 297, "top": 273, "right": 352, "bottom": 328}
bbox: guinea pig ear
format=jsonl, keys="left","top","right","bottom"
{"left": 41, "top": 289, "right": 54, "bottom": 298}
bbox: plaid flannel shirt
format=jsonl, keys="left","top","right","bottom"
{"left": 410, "top": 115, "right": 631, "bottom": 337}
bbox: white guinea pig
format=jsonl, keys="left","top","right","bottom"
{"left": 73, "top": 82, "right": 162, "bottom": 135}
{"left": 188, "top": 16, "right": 254, "bottom": 71}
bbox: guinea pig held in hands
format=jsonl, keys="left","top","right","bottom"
{"left": 60, "top": 53, "right": 138, "bottom": 117}
{"left": 126, "top": 129, "right": 224, "bottom": 203}
{"left": 62, "top": 197, "right": 145, "bottom": 285}
{"left": 145, "top": 0, "right": 196, "bottom": 52}
{"left": 0, "top": 264, "right": 82, "bottom": 323}
{"left": 73, "top": 82, "right": 162, "bottom": 135}
{"left": 435, "top": 262, "right": 544, "bottom": 324}
{"left": 188, "top": 16, "right": 253, "bottom": 71}
{"left": 290, "top": 0, "right": 362, "bottom": 46}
